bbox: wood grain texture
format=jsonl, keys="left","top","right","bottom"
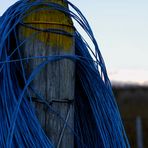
{"left": 18, "top": 0, "right": 75, "bottom": 147}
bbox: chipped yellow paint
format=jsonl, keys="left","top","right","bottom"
{"left": 21, "top": 0, "right": 74, "bottom": 52}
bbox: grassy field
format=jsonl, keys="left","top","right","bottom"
{"left": 113, "top": 85, "right": 148, "bottom": 147}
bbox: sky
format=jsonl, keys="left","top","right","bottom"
{"left": 1, "top": 0, "right": 148, "bottom": 84}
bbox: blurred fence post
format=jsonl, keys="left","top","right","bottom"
{"left": 136, "top": 116, "right": 143, "bottom": 148}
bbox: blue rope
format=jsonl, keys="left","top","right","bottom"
{"left": 0, "top": 0, "right": 130, "bottom": 147}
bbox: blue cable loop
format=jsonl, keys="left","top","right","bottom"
{"left": 0, "top": 0, "right": 130, "bottom": 148}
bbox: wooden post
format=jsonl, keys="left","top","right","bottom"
{"left": 18, "top": 0, "right": 75, "bottom": 147}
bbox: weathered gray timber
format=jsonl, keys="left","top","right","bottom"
{"left": 18, "top": 0, "right": 75, "bottom": 147}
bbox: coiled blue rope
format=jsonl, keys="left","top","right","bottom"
{"left": 0, "top": 0, "right": 130, "bottom": 147}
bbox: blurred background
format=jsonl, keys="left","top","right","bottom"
{"left": 1, "top": 0, "right": 148, "bottom": 147}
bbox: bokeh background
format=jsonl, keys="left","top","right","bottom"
{"left": 1, "top": 0, "right": 148, "bottom": 147}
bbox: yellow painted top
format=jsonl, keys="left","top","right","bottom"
{"left": 21, "top": 0, "right": 74, "bottom": 52}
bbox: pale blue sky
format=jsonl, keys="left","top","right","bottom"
{"left": 1, "top": 0, "right": 148, "bottom": 84}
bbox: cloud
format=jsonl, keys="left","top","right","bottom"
{"left": 108, "top": 69, "right": 148, "bottom": 85}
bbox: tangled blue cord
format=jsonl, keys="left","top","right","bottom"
{"left": 0, "top": 0, "right": 130, "bottom": 147}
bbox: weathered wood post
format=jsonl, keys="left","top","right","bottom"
{"left": 18, "top": 0, "right": 75, "bottom": 147}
